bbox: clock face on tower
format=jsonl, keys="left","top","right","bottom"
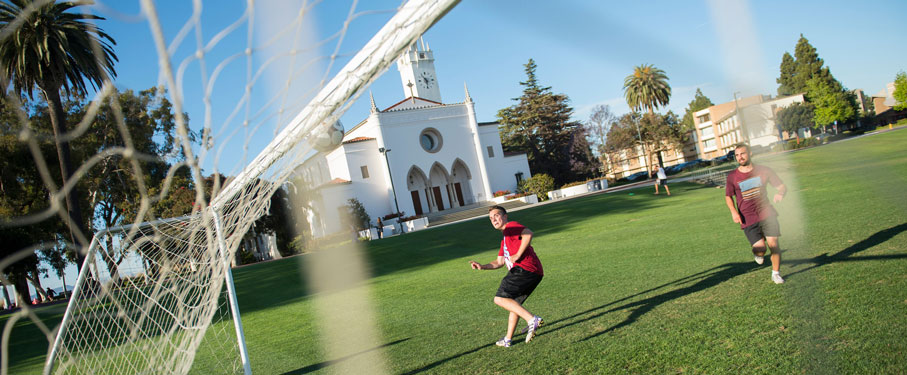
{"left": 419, "top": 71, "right": 435, "bottom": 90}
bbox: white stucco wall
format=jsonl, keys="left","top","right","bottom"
{"left": 376, "top": 103, "right": 488, "bottom": 215}
{"left": 478, "top": 124, "right": 531, "bottom": 194}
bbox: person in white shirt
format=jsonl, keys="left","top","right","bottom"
{"left": 654, "top": 164, "right": 671, "bottom": 196}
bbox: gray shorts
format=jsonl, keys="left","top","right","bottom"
{"left": 743, "top": 216, "right": 781, "bottom": 246}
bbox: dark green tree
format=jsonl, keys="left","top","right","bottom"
{"left": 775, "top": 102, "right": 816, "bottom": 142}
{"left": 0, "top": 0, "right": 118, "bottom": 269}
{"left": 894, "top": 71, "right": 907, "bottom": 111}
{"left": 776, "top": 52, "right": 797, "bottom": 96}
{"left": 680, "top": 88, "right": 714, "bottom": 130}
{"left": 0, "top": 93, "right": 63, "bottom": 304}
{"left": 497, "top": 59, "right": 598, "bottom": 185}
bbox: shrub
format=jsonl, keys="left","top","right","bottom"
{"left": 518, "top": 173, "right": 555, "bottom": 202}
{"left": 383, "top": 212, "right": 403, "bottom": 220}
{"left": 345, "top": 198, "right": 371, "bottom": 231}
{"left": 493, "top": 190, "right": 511, "bottom": 197}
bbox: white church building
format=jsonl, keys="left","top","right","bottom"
{"left": 295, "top": 40, "right": 531, "bottom": 237}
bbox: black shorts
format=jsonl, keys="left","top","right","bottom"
{"left": 495, "top": 266, "right": 543, "bottom": 304}
{"left": 743, "top": 216, "right": 781, "bottom": 246}
{"left": 657, "top": 179, "right": 667, "bottom": 186}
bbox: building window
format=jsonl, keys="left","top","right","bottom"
{"left": 419, "top": 128, "right": 443, "bottom": 153}
{"left": 515, "top": 172, "right": 524, "bottom": 184}
{"left": 360, "top": 166, "right": 369, "bottom": 179}
{"left": 697, "top": 113, "right": 710, "bottom": 123}
{"left": 487, "top": 146, "right": 494, "bottom": 158}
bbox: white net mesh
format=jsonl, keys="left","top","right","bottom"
{"left": 49, "top": 215, "right": 241, "bottom": 374}
{"left": 0, "top": 0, "right": 459, "bottom": 374}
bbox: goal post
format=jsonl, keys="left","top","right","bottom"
{"left": 37, "top": 0, "right": 461, "bottom": 374}
{"left": 44, "top": 212, "right": 249, "bottom": 375}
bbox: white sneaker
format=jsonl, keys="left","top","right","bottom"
{"left": 772, "top": 273, "right": 785, "bottom": 284}
{"left": 754, "top": 255, "right": 764, "bottom": 265}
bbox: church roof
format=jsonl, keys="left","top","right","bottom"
{"left": 343, "top": 136, "right": 375, "bottom": 144}
{"left": 383, "top": 96, "right": 443, "bottom": 112}
{"left": 326, "top": 178, "right": 351, "bottom": 185}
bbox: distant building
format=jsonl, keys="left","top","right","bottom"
{"left": 693, "top": 94, "right": 806, "bottom": 157}
{"left": 293, "top": 40, "right": 530, "bottom": 237}
{"left": 872, "top": 82, "right": 907, "bottom": 125}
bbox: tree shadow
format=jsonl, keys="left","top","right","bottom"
{"left": 400, "top": 222, "right": 907, "bottom": 372}
{"left": 281, "top": 337, "right": 409, "bottom": 374}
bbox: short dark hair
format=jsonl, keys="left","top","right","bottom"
{"left": 488, "top": 205, "right": 507, "bottom": 215}
{"left": 734, "top": 143, "right": 751, "bottom": 153}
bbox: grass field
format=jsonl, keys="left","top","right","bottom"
{"left": 4, "top": 129, "right": 906, "bottom": 374}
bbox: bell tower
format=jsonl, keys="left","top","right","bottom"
{"left": 396, "top": 38, "right": 442, "bottom": 102}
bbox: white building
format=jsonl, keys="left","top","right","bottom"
{"left": 295, "top": 40, "right": 531, "bottom": 237}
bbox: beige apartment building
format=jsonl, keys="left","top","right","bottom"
{"left": 692, "top": 94, "right": 805, "bottom": 159}
{"left": 605, "top": 93, "right": 807, "bottom": 179}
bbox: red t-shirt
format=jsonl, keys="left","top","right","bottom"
{"left": 725, "top": 165, "right": 783, "bottom": 229}
{"left": 498, "top": 221, "right": 543, "bottom": 275}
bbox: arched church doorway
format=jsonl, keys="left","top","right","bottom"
{"left": 406, "top": 166, "right": 429, "bottom": 216}
{"left": 450, "top": 159, "right": 473, "bottom": 207}
{"left": 428, "top": 162, "right": 452, "bottom": 211}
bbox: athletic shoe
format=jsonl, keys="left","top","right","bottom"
{"left": 495, "top": 337, "right": 512, "bottom": 347}
{"left": 772, "top": 273, "right": 785, "bottom": 284}
{"left": 525, "top": 316, "right": 543, "bottom": 343}
{"left": 754, "top": 255, "right": 764, "bottom": 265}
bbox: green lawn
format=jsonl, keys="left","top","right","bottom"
{"left": 5, "top": 129, "right": 906, "bottom": 374}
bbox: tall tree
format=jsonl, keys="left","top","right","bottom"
{"left": 776, "top": 52, "right": 797, "bottom": 96}
{"left": 775, "top": 102, "right": 816, "bottom": 142}
{"left": 622, "top": 64, "right": 671, "bottom": 173}
{"left": 680, "top": 88, "right": 714, "bottom": 130}
{"left": 0, "top": 93, "right": 62, "bottom": 305}
{"left": 584, "top": 105, "right": 617, "bottom": 176}
{"left": 893, "top": 71, "right": 907, "bottom": 111}
{"left": 0, "top": 0, "right": 118, "bottom": 268}
{"left": 497, "top": 59, "right": 598, "bottom": 185}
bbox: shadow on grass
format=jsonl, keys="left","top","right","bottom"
{"left": 400, "top": 223, "right": 907, "bottom": 373}
{"left": 364, "top": 182, "right": 709, "bottom": 278}
{"left": 784, "top": 222, "right": 907, "bottom": 279}
{"left": 232, "top": 183, "right": 710, "bottom": 315}
{"left": 281, "top": 337, "right": 410, "bottom": 374}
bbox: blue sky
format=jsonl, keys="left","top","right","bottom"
{"left": 22, "top": 0, "right": 907, "bottom": 293}
{"left": 91, "top": 0, "right": 906, "bottom": 175}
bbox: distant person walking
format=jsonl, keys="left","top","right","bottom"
{"left": 376, "top": 217, "right": 384, "bottom": 239}
{"left": 469, "top": 205, "right": 544, "bottom": 347}
{"left": 653, "top": 164, "right": 670, "bottom": 195}
{"left": 725, "top": 144, "right": 788, "bottom": 284}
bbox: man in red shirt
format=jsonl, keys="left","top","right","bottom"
{"left": 469, "top": 205, "right": 544, "bottom": 347}
{"left": 725, "top": 144, "right": 787, "bottom": 284}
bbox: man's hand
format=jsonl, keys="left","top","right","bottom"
{"left": 469, "top": 261, "right": 482, "bottom": 270}
{"left": 773, "top": 192, "right": 784, "bottom": 203}
{"left": 731, "top": 211, "right": 742, "bottom": 224}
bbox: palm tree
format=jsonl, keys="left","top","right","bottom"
{"left": 0, "top": 0, "right": 117, "bottom": 267}
{"left": 622, "top": 64, "right": 671, "bottom": 177}
{"left": 623, "top": 64, "right": 671, "bottom": 115}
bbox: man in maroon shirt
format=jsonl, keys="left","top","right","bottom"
{"left": 469, "top": 205, "right": 544, "bottom": 347}
{"left": 725, "top": 144, "right": 787, "bottom": 284}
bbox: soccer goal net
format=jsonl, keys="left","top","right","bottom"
{"left": 0, "top": 0, "right": 459, "bottom": 374}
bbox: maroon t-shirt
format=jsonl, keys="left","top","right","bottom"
{"left": 725, "top": 165, "right": 783, "bottom": 229}
{"left": 498, "top": 221, "right": 543, "bottom": 275}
